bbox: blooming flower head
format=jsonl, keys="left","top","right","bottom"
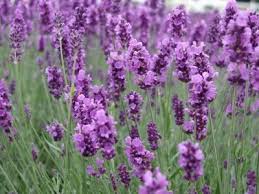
{"left": 246, "top": 170, "right": 257, "bottom": 194}
{"left": 73, "top": 123, "right": 99, "bottom": 157}
{"left": 114, "top": 15, "right": 132, "bottom": 48}
{"left": 75, "top": 69, "right": 92, "bottom": 98}
{"left": 167, "top": 5, "right": 187, "bottom": 39}
{"left": 107, "top": 51, "right": 126, "bottom": 102}
{"left": 118, "top": 164, "right": 131, "bottom": 188}
{"left": 125, "top": 91, "right": 143, "bottom": 123}
{"left": 45, "top": 66, "right": 65, "bottom": 99}
{"left": 178, "top": 140, "right": 204, "bottom": 181}
{"left": 127, "top": 39, "right": 155, "bottom": 89}
{"left": 172, "top": 95, "right": 184, "bottom": 126}
{"left": 139, "top": 168, "right": 173, "bottom": 194}
{"left": 147, "top": 121, "right": 161, "bottom": 151}
{"left": 0, "top": 80, "right": 16, "bottom": 141}
{"left": 174, "top": 42, "right": 191, "bottom": 83}
{"left": 39, "top": 0, "right": 53, "bottom": 34}
{"left": 46, "top": 121, "right": 64, "bottom": 141}
{"left": 190, "top": 20, "right": 207, "bottom": 44}
{"left": 9, "top": 5, "right": 27, "bottom": 64}
{"left": 125, "top": 136, "right": 154, "bottom": 178}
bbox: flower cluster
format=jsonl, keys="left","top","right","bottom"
{"left": 223, "top": 11, "right": 252, "bottom": 85}
{"left": 74, "top": 69, "right": 92, "bottom": 98}
{"left": 178, "top": 140, "right": 204, "bottom": 182}
{"left": 127, "top": 39, "right": 155, "bottom": 89}
{"left": 246, "top": 170, "right": 257, "bottom": 194}
{"left": 139, "top": 168, "right": 173, "bottom": 194}
{"left": 167, "top": 5, "right": 187, "bottom": 39}
{"left": 174, "top": 42, "right": 191, "bottom": 83}
{"left": 186, "top": 43, "right": 217, "bottom": 140}
{"left": 107, "top": 52, "right": 126, "bottom": 102}
{"left": 115, "top": 15, "right": 132, "bottom": 49}
{"left": 172, "top": 95, "right": 184, "bottom": 126}
{"left": 117, "top": 164, "right": 131, "bottom": 189}
{"left": 125, "top": 91, "right": 143, "bottom": 123}
{"left": 45, "top": 66, "right": 65, "bottom": 99}
{"left": 125, "top": 136, "right": 154, "bottom": 178}
{"left": 87, "top": 158, "right": 106, "bottom": 177}
{"left": 188, "top": 73, "right": 216, "bottom": 140}
{"left": 73, "top": 96, "right": 117, "bottom": 160}
{"left": 0, "top": 80, "right": 16, "bottom": 141}
{"left": 46, "top": 122, "right": 64, "bottom": 141}
{"left": 39, "top": 0, "right": 53, "bottom": 34}
{"left": 9, "top": 6, "right": 27, "bottom": 63}
{"left": 147, "top": 121, "right": 161, "bottom": 151}
{"left": 152, "top": 38, "right": 175, "bottom": 85}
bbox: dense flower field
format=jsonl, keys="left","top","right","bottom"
{"left": 0, "top": 0, "right": 258, "bottom": 193}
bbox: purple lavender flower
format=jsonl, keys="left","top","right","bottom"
{"left": 188, "top": 73, "right": 217, "bottom": 140}
{"left": 127, "top": 39, "right": 155, "bottom": 89}
{"left": 85, "top": 5, "right": 99, "bottom": 36}
{"left": 86, "top": 158, "right": 106, "bottom": 177}
{"left": 72, "top": 94, "right": 102, "bottom": 125}
{"left": 73, "top": 123, "right": 99, "bottom": 157}
{"left": 221, "top": 0, "right": 238, "bottom": 35}
{"left": 167, "top": 5, "right": 187, "bottom": 39}
{"left": 183, "top": 121, "right": 194, "bottom": 134}
{"left": 178, "top": 140, "right": 204, "bottom": 182}
{"left": 202, "top": 184, "right": 211, "bottom": 194}
{"left": 110, "top": 173, "right": 117, "bottom": 191}
{"left": 119, "top": 110, "right": 126, "bottom": 126}
{"left": 137, "top": 6, "right": 150, "bottom": 47}
{"left": 125, "top": 136, "right": 154, "bottom": 178}
{"left": 118, "top": 164, "right": 131, "bottom": 188}
{"left": 45, "top": 66, "right": 65, "bottom": 99}
{"left": 223, "top": 11, "right": 252, "bottom": 85}
{"left": 24, "top": 104, "right": 31, "bottom": 120}
{"left": 139, "top": 168, "right": 173, "bottom": 194}
{"left": 147, "top": 121, "right": 161, "bottom": 151}
{"left": 115, "top": 15, "right": 132, "bottom": 48}
{"left": 94, "top": 109, "right": 117, "bottom": 160}
{"left": 190, "top": 20, "right": 207, "bottom": 44}
{"left": 37, "top": 35, "right": 45, "bottom": 52}
{"left": 246, "top": 170, "right": 257, "bottom": 194}
{"left": 173, "top": 42, "right": 191, "bottom": 83}
{"left": 90, "top": 85, "right": 109, "bottom": 109}
{"left": 74, "top": 69, "right": 92, "bottom": 98}
{"left": 248, "top": 12, "right": 259, "bottom": 48}
{"left": 52, "top": 13, "right": 72, "bottom": 69}
{"left": 125, "top": 91, "right": 143, "bottom": 123}
{"left": 152, "top": 38, "right": 175, "bottom": 85}
{"left": 130, "top": 126, "right": 140, "bottom": 139}
{"left": 189, "top": 43, "right": 215, "bottom": 80}
{"left": 206, "top": 11, "right": 221, "bottom": 45}
{"left": 31, "top": 144, "right": 39, "bottom": 161}
{"left": 46, "top": 122, "right": 64, "bottom": 141}
{"left": 0, "top": 80, "right": 16, "bottom": 141}
{"left": 9, "top": 80, "right": 16, "bottom": 95}
{"left": 107, "top": 51, "right": 126, "bottom": 102}
{"left": 39, "top": 0, "right": 53, "bottom": 34}
{"left": 9, "top": 6, "right": 27, "bottom": 64}
{"left": 172, "top": 95, "right": 184, "bottom": 126}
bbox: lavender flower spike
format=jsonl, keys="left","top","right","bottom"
{"left": 147, "top": 121, "right": 161, "bottom": 151}
{"left": 45, "top": 66, "right": 65, "bottom": 99}
{"left": 46, "top": 121, "right": 64, "bottom": 141}
{"left": 139, "top": 168, "right": 173, "bottom": 194}
{"left": 246, "top": 170, "right": 257, "bottom": 194}
{"left": 9, "top": 6, "right": 27, "bottom": 64}
{"left": 178, "top": 140, "right": 204, "bottom": 182}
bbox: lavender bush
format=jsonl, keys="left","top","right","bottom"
{"left": 0, "top": 0, "right": 258, "bottom": 193}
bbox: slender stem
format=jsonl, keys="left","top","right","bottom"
{"left": 209, "top": 111, "right": 222, "bottom": 193}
